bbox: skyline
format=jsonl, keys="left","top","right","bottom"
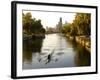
{"left": 23, "top": 10, "right": 76, "bottom": 28}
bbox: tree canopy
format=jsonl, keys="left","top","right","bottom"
{"left": 61, "top": 13, "right": 91, "bottom": 36}
{"left": 23, "top": 12, "right": 45, "bottom": 35}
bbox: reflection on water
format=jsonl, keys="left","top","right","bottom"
{"left": 23, "top": 34, "right": 90, "bottom": 69}
{"left": 66, "top": 38, "right": 91, "bottom": 66}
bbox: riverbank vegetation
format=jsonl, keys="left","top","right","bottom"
{"left": 61, "top": 13, "right": 91, "bottom": 52}
{"left": 23, "top": 12, "right": 46, "bottom": 39}
{"left": 61, "top": 13, "right": 91, "bottom": 36}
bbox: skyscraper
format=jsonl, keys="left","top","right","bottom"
{"left": 56, "top": 17, "right": 62, "bottom": 32}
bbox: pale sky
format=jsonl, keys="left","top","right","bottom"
{"left": 23, "top": 10, "right": 76, "bottom": 28}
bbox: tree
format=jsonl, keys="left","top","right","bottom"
{"left": 61, "top": 13, "right": 91, "bottom": 36}
{"left": 73, "top": 13, "right": 91, "bottom": 35}
{"left": 23, "top": 12, "right": 32, "bottom": 34}
{"left": 70, "top": 23, "right": 77, "bottom": 36}
{"left": 61, "top": 23, "right": 71, "bottom": 34}
{"left": 22, "top": 12, "right": 46, "bottom": 35}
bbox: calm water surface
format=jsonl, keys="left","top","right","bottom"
{"left": 23, "top": 34, "right": 90, "bottom": 69}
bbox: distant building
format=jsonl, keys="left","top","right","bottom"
{"left": 65, "top": 21, "right": 68, "bottom": 24}
{"left": 56, "top": 17, "right": 62, "bottom": 32}
{"left": 46, "top": 26, "right": 49, "bottom": 31}
{"left": 46, "top": 26, "right": 56, "bottom": 33}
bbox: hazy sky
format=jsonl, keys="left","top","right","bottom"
{"left": 23, "top": 10, "right": 76, "bottom": 28}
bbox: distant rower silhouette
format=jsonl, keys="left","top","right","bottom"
{"left": 45, "top": 48, "right": 55, "bottom": 64}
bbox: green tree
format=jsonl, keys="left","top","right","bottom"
{"left": 23, "top": 12, "right": 32, "bottom": 34}
{"left": 22, "top": 12, "right": 46, "bottom": 35}
{"left": 73, "top": 13, "right": 91, "bottom": 35}
{"left": 61, "top": 23, "right": 71, "bottom": 34}
{"left": 61, "top": 13, "right": 90, "bottom": 36}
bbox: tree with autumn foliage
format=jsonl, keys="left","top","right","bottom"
{"left": 61, "top": 13, "right": 91, "bottom": 36}
{"left": 73, "top": 13, "right": 91, "bottom": 36}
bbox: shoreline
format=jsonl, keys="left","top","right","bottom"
{"left": 66, "top": 35, "right": 91, "bottom": 52}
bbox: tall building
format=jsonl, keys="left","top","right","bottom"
{"left": 56, "top": 17, "right": 62, "bottom": 32}
{"left": 59, "top": 17, "right": 62, "bottom": 28}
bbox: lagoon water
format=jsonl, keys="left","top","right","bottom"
{"left": 23, "top": 34, "right": 90, "bottom": 69}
